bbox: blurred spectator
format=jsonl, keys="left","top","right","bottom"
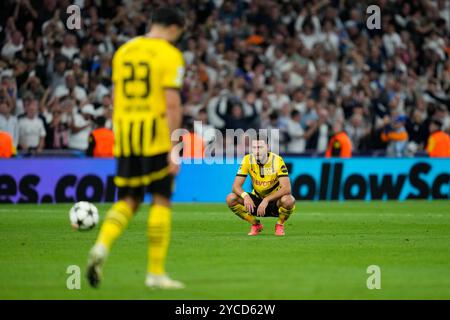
{"left": 194, "top": 108, "right": 216, "bottom": 146}
{"left": 181, "top": 118, "right": 205, "bottom": 159}
{"left": 381, "top": 115, "right": 409, "bottom": 157}
{"left": 86, "top": 117, "right": 114, "bottom": 158}
{"left": 48, "top": 100, "right": 69, "bottom": 149}
{"left": 345, "top": 113, "right": 370, "bottom": 151}
{"left": 0, "top": 131, "right": 16, "bottom": 158}
{"left": 325, "top": 121, "right": 352, "bottom": 158}
{"left": 286, "top": 110, "right": 305, "bottom": 154}
{"left": 426, "top": 119, "right": 450, "bottom": 157}
{"left": 405, "top": 109, "right": 428, "bottom": 153}
{"left": 18, "top": 95, "right": 46, "bottom": 153}
{"left": 306, "top": 107, "right": 330, "bottom": 152}
{"left": 1, "top": 30, "right": 23, "bottom": 60}
{"left": 54, "top": 71, "right": 87, "bottom": 103}
{"left": 0, "top": 94, "right": 19, "bottom": 147}
{"left": 215, "top": 96, "right": 257, "bottom": 131}
{"left": 68, "top": 104, "right": 95, "bottom": 151}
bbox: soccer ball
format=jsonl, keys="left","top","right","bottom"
{"left": 69, "top": 201, "right": 99, "bottom": 231}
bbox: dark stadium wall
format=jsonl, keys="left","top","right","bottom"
{"left": 0, "top": 158, "right": 449, "bottom": 203}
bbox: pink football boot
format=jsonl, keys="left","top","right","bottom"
{"left": 275, "top": 223, "right": 285, "bottom": 236}
{"left": 248, "top": 223, "right": 264, "bottom": 236}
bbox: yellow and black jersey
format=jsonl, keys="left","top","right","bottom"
{"left": 112, "top": 36, "right": 185, "bottom": 158}
{"left": 236, "top": 152, "right": 289, "bottom": 198}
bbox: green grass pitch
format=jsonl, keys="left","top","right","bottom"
{"left": 0, "top": 201, "right": 449, "bottom": 299}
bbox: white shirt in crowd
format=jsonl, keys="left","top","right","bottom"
{"left": 61, "top": 46, "right": 80, "bottom": 60}
{"left": 0, "top": 114, "right": 19, "bottom": 147}
{"left": 287, "top": 119, "right": 305, "bottom": 153}
{"left": 53, "top": 85, "right": 87, "bottom": 102}
{"left": 18, "top": 116, "right": 46, "bottom": 148}
{"left": 68, "top": 113, "right": 92, "bottom": 151}
{"left": 317, "top": 124, "right": 329, "bottom": 152}
{"left": 268, "top": 93, "right": 290, "bottom": 111}
{"left": 1, "top": 42, "right": 23, "bottom": 60}
{"left": 382, "top": 32, "right": 403, "bottom": 57}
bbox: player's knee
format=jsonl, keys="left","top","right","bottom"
{"left": 280, "top": 195, "right": 295, "bottom": 210}
{"left": 226, "top": 193, "right": 239, "bottom": 207}
{"left": 121, "top": 196, "right": 141, "bottom": 213}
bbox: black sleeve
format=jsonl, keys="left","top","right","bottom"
{"left": 215, "top": 98, "right": 227, "bottom": 121}
{"left": 245, "top": 103, "right": 258, "bottom": 122}
{"left": 426, "top": 90, "right": 450, "bottom": 110}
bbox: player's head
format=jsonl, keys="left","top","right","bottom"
{"left": 150, "top": 7, "right": 185, "bottom": 43}
{"left": 251, "top": 133, "right": 269, "bottom": 164}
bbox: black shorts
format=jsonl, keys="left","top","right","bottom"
{"left": 249, "top": 193, "right": 280, "bottom": 217}
{"left": 115, "top": 153, "right": 173, "bottom": 199}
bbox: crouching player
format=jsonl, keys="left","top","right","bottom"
{"left": 226, "top": 135, "right": 296, "bottom": 236}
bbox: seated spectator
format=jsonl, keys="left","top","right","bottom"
{"left": 426, "top": 119, "right": 450, "bottom": 157}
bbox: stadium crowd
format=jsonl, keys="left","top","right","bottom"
{"left": 1, "top": 0, "right": 450, "bottom": 157}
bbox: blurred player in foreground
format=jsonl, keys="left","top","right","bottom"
{"left": 87, "top": 7, "right": 186, "bottom": 289}
{"left": 226, "top": 135, "right": 296, "bottom": 236}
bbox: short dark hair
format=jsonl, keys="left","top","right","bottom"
{"left": 96, "top": 116, "right": 107, "bottom": 127}
{"left": 252, "top": 133, "right": 269, "bottom": 145}
{"left": 431, "top": 118, "right": 443, "bottom": 129}
{"left": 152, "top": 7, "right": 185, "bottom": 28}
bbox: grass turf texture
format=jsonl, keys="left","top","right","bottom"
{"left": 0, "top": 201, "right": 449, "bottom": 299}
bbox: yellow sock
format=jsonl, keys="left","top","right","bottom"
{"left": 277, "top": 205, "right": 295, "bottom": 225}
{"left": 96, "top": 200, "right": 134, "bottom": 250}
{"left": 147, "top": 204, "right": 172, "bottom": 275}
{"left": 230, "top": 204, "right": 259, "bottom": 225}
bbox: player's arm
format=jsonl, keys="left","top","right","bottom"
{"left": 232, "top": 175, "right": 256, "bottom": 214}
{"left": 166, "top": 89, "right": 182, "bottom": 142}
{"left": 231, "top": 175, "right": 247, "bottom": 197}
{"left": 232, "top": 156, "right": 256, "bottom": 213}
{"left": 257, "top": 159, "right": 291, "bottom": 216}
{"left": 163, "top": 50, "right": 185, "bottom": 175}
{"left": 256, "top": 177, "right": 291, "bottom": 216}
{"left": 165, "top": 88, "right": 182, "bottom": 174}
{"left": 262, "top": 176, "right": 291, "bottom": 203}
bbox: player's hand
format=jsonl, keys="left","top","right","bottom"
{"left": 167, "top": 150, "right": 180, "bottom": 176}
{"left": 243, "top": 194, "right": 255, "bottom": 214}
{"left": 257, "top": 199, "right": 269, "bottom": 217}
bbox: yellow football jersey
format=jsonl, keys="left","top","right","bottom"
{"left": 237, "top": 152, "right": 289, "bottom": 198}
{"left": 112, "top": 37, "right": 185, "bottom": 157}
